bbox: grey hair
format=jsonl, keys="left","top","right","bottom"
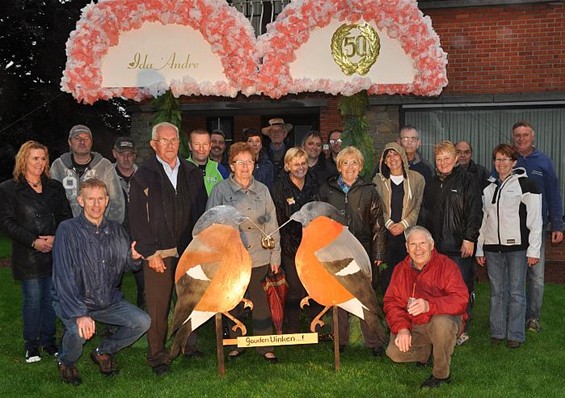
{"left": 405, "top": 226, "right": 434, "bottom": 244}
{"left": 151, "top": 122, "right": 179, "bottom": 140}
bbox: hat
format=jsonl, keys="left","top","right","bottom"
{"left": 261, "top": 118, "right": 293, "bottom": 136}
{"left": 114, "top": 136, "right": 137, "bottom": 153}
{"left": 68, "top": 124, "right": 92, "bottom": 140}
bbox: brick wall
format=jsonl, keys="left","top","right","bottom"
{"left": 426, "top": 3, "right": 565, "bottom": 94}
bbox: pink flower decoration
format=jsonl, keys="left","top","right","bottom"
{"left": 61, "top": 0, "right": 259, "bottom": 104}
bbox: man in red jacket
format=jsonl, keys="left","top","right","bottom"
{"left": 384, "top": 226, "right": 468, "bottom": 389}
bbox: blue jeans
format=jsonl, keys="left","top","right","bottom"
{"left": 54, "top": 299, "right": 150, "bottom": 366}
{"left": 486, "top": 250, "right": 527, "bottom": 342}
{"left": 448, "top": 255, "right": 475, "bottom": 331}
{"left": 21, "top": 277, "right": 56, "bottom": 350}
{"left": 526, "top": 232, "right": 546, "bottom": 321}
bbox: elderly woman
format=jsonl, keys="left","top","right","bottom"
{"left": 476, "top": 144, "right": 542, "bottom": 348}
{"left": 0, "top": 141, "right": 72, "bottom": 363}
{"left": 373, "top": 143, "right": 425, "bottom": 295}
{"left": 273, "top": 147, "right": 321, "bottom": 333}
{"left": 207, "top": 142, "right": 281, "bottom": 363}
{"left": 419, "top": 140, "right": 482, "bottom": 345}
{"left": 302, "top": 131, "right": 335, "bottom": 187}
{"left": 244, "top": 128, "right": 275, "bottom": 192}
{"left": 319, "top": 146, "right": 387, "bottom": 355}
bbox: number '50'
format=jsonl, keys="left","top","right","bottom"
{"left": 343, "top": 35, "right": 368, "bottom": 57}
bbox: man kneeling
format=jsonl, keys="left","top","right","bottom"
{"left": 52, "top": 179, "right": 150, "bottom": 386}
{"left": 384, "top": 226, "right": 468, "bottom": 389}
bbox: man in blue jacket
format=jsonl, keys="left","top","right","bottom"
{"left": 512, "top": 121, "right": 564, "bottom": 332}
{"left": 52, "top": 179, "right": 150, "bottom": 386}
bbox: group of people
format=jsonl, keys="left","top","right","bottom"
{"left": 0, "top": 118, "right": 561, "bottom": 389}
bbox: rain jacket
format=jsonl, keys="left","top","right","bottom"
{"left": 52, "top": 213, "right": 141, "bottom": 319}
{"left": 373, "top": 142, "right": 425, "bottom": 231}
{"left": 0, "top": 177, "right": 72, "bottom": 280}
{"left": 384, "top": 249, "right": 469, "bottom": 334}
{"left": 319, "top": 175, "right": 386, "bottom": 263}
{"left": 476, "top": 168, "right": 542, "bottom": 258}
{"left": 419, "top": 165, "right": 483, "bottom": 256}
{"left": 51, "top": 152, "right": 125, "bottom": 223}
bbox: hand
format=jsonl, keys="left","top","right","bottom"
{"left": 76, "top": 316, "right": 95, "bottom": 340}
{"left": 388, "top": 223, "right": 405, "bottom": 237}
{"left": 394, "top": 329, "right": 412, "bottom": 352}
{"left": 527, "top": 257, "right": 539, "bottom": 267}
{"left": 270, "top": 264, "right": 280, "bottom": 273}
{"left": 460, "top": 240, "right": 475, "bottom": 258}
{"left": 131, "top": 241, "right": 142, "bottom": 260}
{"left": 551, "top": 231, "right": 563, "bottom": 244}
{"left": 407, "top": 298, "right": 429, "bottom": 316}
{"left": 148, "top": 254, "right": 166, "bottom": 273}
{"left": 34, "top": 235, "right": 55, "bottom": 253}
{"left": 476, "top": 256, "right": 486, "bottom": 267}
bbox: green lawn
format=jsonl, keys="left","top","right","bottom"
{"left": 0, "top": 268, "right": 563, "bottom": 397}
{"left": 0, "top": 233, "right": 11, "bottom": 259}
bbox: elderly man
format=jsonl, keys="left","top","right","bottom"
{"left": 384, "top": 226, "right": 468, "bottom": 389}
{"left": 52, "top": 179, "right": 150, "bottom": 386}
{"left": 397, "top": 125, "right": 433, "bottom": 182}
{"left": 51, "top": 124, "right": 124, "bottom": 223}
{"left": 129, "top": 122, "right": 207, "bottom": 375}
{"left": 188, "top": 128, "right": 229, "bottom": 195}
{"left": 512, "top": 121, "right": 564, "bottom": 332}
{"left": 455, "top": 141, "right": 490, "bottom": 189}
{"left": 261, "top": 117, "right": 293, "bottom": 176}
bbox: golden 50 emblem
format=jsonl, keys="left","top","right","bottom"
{"left": 331, "top": 23, "right": 380, "bottom": 76}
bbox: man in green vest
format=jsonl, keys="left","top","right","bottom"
{"left": 187, "top": 128, "right": 229, "bottom": 195}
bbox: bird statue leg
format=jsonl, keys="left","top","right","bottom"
{"left": 309, "top": 305, "right": 332, "bottom": 332}
{"left": 300, "top": 295, "right": 312, "bottom": 309}
{"left": 241, "top": 298, "right": 253, "bottom": 310}
{"left": 222, "top": 312, "right": 248, "bottom": 336}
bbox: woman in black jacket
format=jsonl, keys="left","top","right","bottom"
{"left": 319, "top": 146, "right": 387, "bottom": 355}
{"left": 273, "top": 147, "right": 321, "bottom": 333}
{"left": 0, "top": 141, "right": 72, "bottom": 363}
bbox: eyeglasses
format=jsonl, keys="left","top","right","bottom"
{"left": 329, "top": 139, "right": 343, "bottom": 144}
{"left": 342, "top": 160, "right": 360, "bottom": 167}
{"left": 494, "top": 158, "right": 512, "bottom": 163}
{"left": 400, "top": 136, "right": 419, "bottom": 143}
{"left": 153, "top": 137, "right": 180, "bottom": 146}
{"left": 233, "top": 160, "right": 254, "bottom": 166}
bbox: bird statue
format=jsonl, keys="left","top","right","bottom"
{"left": 170, "top": 205, "right": 253, "bottom": 359}
{"left": 290, "top": 201, "right": 383, "bottom": 334}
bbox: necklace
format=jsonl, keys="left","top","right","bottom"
{"left": 27, "top": 179, "right": 42, "bottom": 188}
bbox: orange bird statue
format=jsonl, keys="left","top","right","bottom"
{"left": 291, "top": 202, "right": 383, "bottom": 334}
{"left": 170, "top": 206, "right": 253, "bottom": 359}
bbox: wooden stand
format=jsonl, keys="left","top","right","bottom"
{"left": 332, "top": 305, "right": 340, "bottom": 371}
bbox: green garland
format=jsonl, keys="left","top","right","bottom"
{"left": 151, "top": 90, "right": 189, "bottom": 159}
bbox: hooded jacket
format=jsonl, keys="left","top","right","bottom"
{"left": 476, "top": 168, "right": 542, "bottom": 258}
{"left": 51, "top": 152, "right": 125, "bottom": 223}
{"left": 384, "top": 249, "right": 469, "bottom": 334}
{"left": 319, "top": 175, "right": 386, "bottom": 263}
{"left": 419, "top": 165, "right": 483, "bottom": 256}
{"left": 0, "top": 177, "right": 72, "bottom": 280}
{"left": 373, "top": 142, "right": 425, "bottom": 231}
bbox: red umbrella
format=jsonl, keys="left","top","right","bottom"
{"left": 262, "top": 269, "right": 288, "bottom": 335}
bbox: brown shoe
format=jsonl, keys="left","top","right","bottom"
{"left": 90, "top": 349, "right": 119, "bottom": 376}
{"left": 59, "top": 363, "right": 82, "bottom": 386}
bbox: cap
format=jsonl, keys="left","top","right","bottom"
{"left": 68, "top": 124, "right": 92, "bottom": 140}
{"left": 114, "top": 136, "right": 137, "bottom": 153}
{"left": 261, "top": 118, "right": 293, "bottom": 135}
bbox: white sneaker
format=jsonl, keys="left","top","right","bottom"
{"left": 456, "top": 332, "right": 470, "bottom": 346}
{"left": 25, "top": 348, "right": 41, "bottom": 363}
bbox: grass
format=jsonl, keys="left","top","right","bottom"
{"left": 0, "top": 233, "right": 11, "bottom": 259}
{"left": 0, "top": 268, "right": 564, "bottom": 397}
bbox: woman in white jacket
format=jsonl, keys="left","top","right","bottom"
{"left": 476, "top": 144, "right": 542, "bottom": 348}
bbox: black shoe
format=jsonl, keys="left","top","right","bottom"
{"left": 152, "top": 363, "right": 170, "bottom": 376}
{"left": 507, "top": 340, "right": 521, "bottom": 349}
{"left": 420, "top": 375, "right": 451, "bottom": 389}
{"left": 263, "top": 352, "right": 279, "bottom": 364}
{"left": 43, "top": 345, "right": 58, "bottom": 356}
{"left": 183, "top": 348, "right": 204, "bottom": 359}
{"left": 90, "top": 350, "right": 119, "bottom": 376}
{"left": 491, "top": 337, "right": 504, "bottom": 346}
{"left": 59, "top": 363, "right": 82, "bottom": 386}
{"left": 25, "top": 347, "right": 41, "bottom": 363}
{"left": 372, "top": 347, "right": 385, "bottom": 357}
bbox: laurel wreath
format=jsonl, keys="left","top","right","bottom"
{"left": 331, "top": 23, "right": 380, "bottom": 76}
